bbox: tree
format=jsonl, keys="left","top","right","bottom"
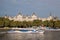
{"left": 55, "top": 20, "right": 60, "bottom": 28}
{"left": 49, "top": 20, "right": 53, "bottom": 27}
{"left": 4, "top": 18, "right": 10, "bottom": 27}
{"left": 26, "top": 21, "right": 33, "bottom": 27}
{"left": 32, "top": 20, "right": 42, "bottom": 27}
{"left": 10, "top": 21, "right": 17, "bottom": 27}
{"left": 17, "top": 21, "right": 23, "bottom": 28}
{"left": 0, "top": 17, "right": 4, "bottom": 27}
{"left": 0, "top": 21, "right": 4, "bottom": 27}
{"left": 22, "top": 21, "right": 27, "bottom": 28}
{"left": 42, "top": 20, "right": 49, "bottom": 27}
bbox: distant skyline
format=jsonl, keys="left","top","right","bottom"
{"left": 0, "top": 0, "right": 60, "bottom": 18}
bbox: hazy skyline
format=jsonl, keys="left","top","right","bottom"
{"left": 0, "top": 0, "right": 60, "bottom": 18}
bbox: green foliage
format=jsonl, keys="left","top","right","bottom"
{"left": 32, "top": 20, "right": 42, "bottom": 26}
{"left": 0, "top": 17, "right": 4, "bottom": 27}
{"left": 4, "top": 18, "right": 10, "bottom": 27}
{"left": 27, "top": 21, "right": 32, "bottom": 27}
{"left": 0, "top": 21, "right": 4, "bottom": 27}
{"left": 0, "top": 17, "right": 60, "bottom": 28}
{"left": 55, "top": 20, "right": 60, "bottom": 28}
{"left": 42, "top": 20, "right": 48, "bottom": 26}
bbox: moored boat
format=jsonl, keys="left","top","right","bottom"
{"left": 7, "top": 29, "right": 44, "bottom": 34}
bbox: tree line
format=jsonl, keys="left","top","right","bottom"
{"left": 0, "top": 17, "right": 60, "bottom": 28}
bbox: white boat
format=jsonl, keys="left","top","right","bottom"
{"left": 37, "top": 30, "right": 44, "bottom": 34}
{"left": 7, "top": 29, "right": 44, "bottom": 34}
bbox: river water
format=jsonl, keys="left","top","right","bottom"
{"left": 0, "top": 31, "right": 60, "bottom": 40}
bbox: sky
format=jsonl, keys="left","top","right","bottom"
{"left": 0, "top": 0, "right": 60, "bottom": 18}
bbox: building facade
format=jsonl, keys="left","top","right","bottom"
{"left": 4, "top": 13, "right": 55, "bottom": 21}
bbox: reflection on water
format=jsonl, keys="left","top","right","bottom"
{"left": 0, "top": 31, "right": 60, "bottom": 40}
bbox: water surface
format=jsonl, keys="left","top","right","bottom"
{"left": 0, "top": 31, "right": 60, "bottom": 40}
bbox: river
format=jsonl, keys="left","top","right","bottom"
{"left": 0, "top": 31, "right": 60, "bottom": 40}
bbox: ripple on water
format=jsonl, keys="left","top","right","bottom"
{"left": 0, "top": 31, "right": 60, "bottom": 40}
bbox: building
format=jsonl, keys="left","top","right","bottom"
{"left": 4, "top": 12, "right": 55, "bottom": 21}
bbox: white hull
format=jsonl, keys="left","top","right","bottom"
{"left": 7, "top": 30, "right": 44, "bottom": 34}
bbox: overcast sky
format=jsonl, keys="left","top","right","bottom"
{"left": 0, "top": 0, "right": 60, "bottom": 18}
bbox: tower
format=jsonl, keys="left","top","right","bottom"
{"left": 31, "top": 12, "right": 37, "bottom": 20}
{"left": 47, "top": 12, "right": 53, "bottom": 20}
{"left": 32, "top": 12, "right": 36, "bottom": 16}
{"left": 4, "top": 14, "right": 8, "bottom": 18}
